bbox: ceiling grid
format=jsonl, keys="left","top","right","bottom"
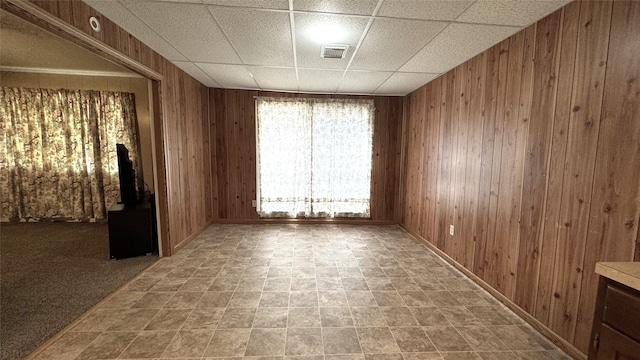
{"left": 80, "top": 0, "right": 572, "bottom": 95}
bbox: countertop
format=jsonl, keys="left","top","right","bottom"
{"left": 596, "top": 262, "right": 640, "bottom": 292}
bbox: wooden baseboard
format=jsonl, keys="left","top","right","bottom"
{"left": 399, "top": 225, "right": 586, "bottom": 360}
{"left": 24, "top": 259, "right": 162, "bottom": 360}
{"left": 210, "top": 218, "right": 397, "bottom": 225}
{"left": 173, "top": 219, "right": 214, "bottom": 253}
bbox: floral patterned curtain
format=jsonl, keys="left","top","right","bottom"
{"left": 0, "top": 87, "right": 142, "bottom": 221}
{"left": 256, "top": 97, "right": 374, "bottom": 218}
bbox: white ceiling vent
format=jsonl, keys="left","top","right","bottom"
{"left": 321, "top": 44, "right": 349, "bottom": 59}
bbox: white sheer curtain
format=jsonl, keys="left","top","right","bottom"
{"left": 256, "top": 97, "right": 374, "bottom": 218}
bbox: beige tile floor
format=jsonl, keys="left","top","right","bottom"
{"left": 34, "top": 225, "right": 571, "bottom": 360}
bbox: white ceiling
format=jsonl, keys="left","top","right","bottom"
{"left": 82, "top": 0, "right": 572, "bottom": 96}
{"left": 0, "top": 9, "right": 134, "bottom": 76}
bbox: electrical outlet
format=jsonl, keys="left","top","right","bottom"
{"left": 252, "top": 200, "right": 257, "bottom": 207}
{"left": 449, "top": 225, "right": 454, "bottom": 236}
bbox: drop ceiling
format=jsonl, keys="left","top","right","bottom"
{"left": 82, "top": 0, "right": 572, "bottom": 96}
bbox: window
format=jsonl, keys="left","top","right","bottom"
{"left": 256, "top": 97, "right": 374, "bottom": 218}
{"left": 0, "top": 87, "right": 141, "bottom": 221}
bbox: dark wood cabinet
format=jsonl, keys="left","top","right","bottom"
{"left": 107, "top": 196, "right": 157, "bottom": 259}
{"left": 597, "top": 324, "right": 640, "bottom": 360}
{"left": 590, "top": 275, "right": 640, "bottom": 360}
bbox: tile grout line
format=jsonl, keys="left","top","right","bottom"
{"left": 24, "top": 258, "right": 166, "bottom": 360}
{"left": 32, "top": 224, "right": 571, "bottom": 359}
{"left": 199, "top": 245, "right": 231, "bottom": 359}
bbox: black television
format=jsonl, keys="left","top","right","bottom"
{"left": 116, "top": 143, "right": 138, "bottom": 208}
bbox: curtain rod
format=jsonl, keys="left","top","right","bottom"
{"left": 252, "top": 96, "right": 374, "bottom": 100}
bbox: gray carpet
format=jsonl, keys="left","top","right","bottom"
{"left": 0, "top": 222, "right": 157, "bottom": 360}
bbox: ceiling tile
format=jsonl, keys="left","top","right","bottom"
{"left": 456, "top": 0, "right": 572, "bottom": 27}
{"left": 378, "top": 0, "right": 474, "bottom": 21}
{"left": 173, "top": 61, "right": 221, "bottom": 87}
{"left": 82, "top": 0, "right": 187, "bottom": 61}
{"left": 249, "top": 66, "right": 298, "bottom": 91}
{"left": 297, "top": 69, "right": 343, "bottom": 93}
{"left": 295, "top": 13, "right": 369, "bottom": 70}
{"left": 293, "top": 0, "right": 378, "bottom": 15}
{"left": 350, "top": 18, "right": 446, "bottom": 71}
{"left": 337, "top": 70, "right": 391, "bottom": 94}
{"left": 400, "top": 23, "right": 518, "bottom": 73}
{"left": 143, "top": 0, "right": 207, "bottom": 2}
{"left": 122, "top": 1, "right": 240, "bottom": 63}
{"left": 86, "top": 0, "right": 570, "bottom": 95}
{"left": 201, "top": 0, "right": 288, "bottom": 10}
{"left": 374, "top": 72, "right": 439, "bottom": 95}
{"left": 210, "top": 7, "right": 294, "bottom": 67}
{"left": 197, "top": 63, "right": 258, "bottom": 89}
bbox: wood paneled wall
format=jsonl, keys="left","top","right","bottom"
{"left": 399, "top": 0, "right": 640, "bottom": 354}
{"left": 162, "top": 65, "right": 210, "bottom": 251}
{"left": 18, "top": 0, "right": 212, "bottom": 254}
{"left": 209, "top": 89, "right": 403, "bottom": 222}
{"left": 17, "top": 0, "right": 640, "bottom": 353}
